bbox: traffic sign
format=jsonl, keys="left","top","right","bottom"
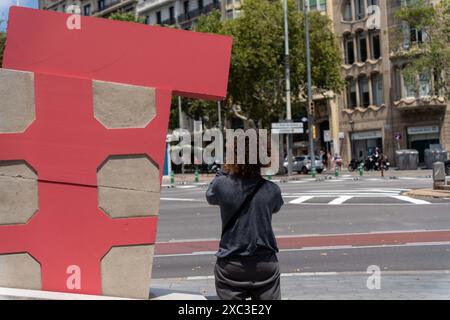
{"left": 324, "top": 130, "right": 332, "bottom": 142}
{"left": 272, "top": 122, "right": 304, "bottom": 134}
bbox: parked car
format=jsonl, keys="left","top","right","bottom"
{"left": 283, "top": 155, "right": 324, "bottom": 174}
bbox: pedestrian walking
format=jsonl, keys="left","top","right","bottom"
{"left": 333, "top": 153, "right": 342, "bottom": 172}
{"left": 206, "top": 139, "right": 284, "bottom": 300}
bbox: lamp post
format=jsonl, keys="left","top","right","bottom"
{"left": 304, "top": 0, "right": 316, "bottom": 176}
{"left": 283, "top": 0, "right": 293, "bottom": 176}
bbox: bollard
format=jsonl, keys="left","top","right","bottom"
{"left": 335, "top": 165, "right": 339, "bottom": 177}
{"left": 170, "top": 170, "right": 175, "bottom": 187}
{"left": 195, "top": 167, "right": 199, "bottom": 183}
{"left": 267, "top": 173, "right": 272, "bottom": 181}
{"left": 358, "top": 162, "right": 363, "bottom": 176}
{"left": 433, "top": 162, "right": 445, "bottom": 190}
{"left": 312, "top": 167, "right": 316, "bottom": 178}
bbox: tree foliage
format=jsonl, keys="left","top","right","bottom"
{"left": 193, "top": 0, "right": 343, "bottom": 128}
{"left": 109, "top": 12, "right": 146, "bottom": 24}
{"left": 395, "top": 0, "right": 450, "bottom": 97}
{"left": 0, "top": 32, "right": 5, "bottom": 67}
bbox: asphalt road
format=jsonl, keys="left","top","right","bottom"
{"left": 152, "top": 175, "right": 450, "bottom": 298}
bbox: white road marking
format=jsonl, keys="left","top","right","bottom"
{"left": 289, "top": 196, "right": 315, "bottom": 204}
{"left": 155, "top": 241, "right": 450, "bottom": 258}
{"left": 391, "top": 195, "right": 431, "bottom": 205}
{"left": 160, "top": 197, "right": 203, "bottom": 202}
{"left": 328, "top": 196, "right": 354, "bottom": 205}
{"left": 181, "top": 270, "right": 450, "bottom": 281}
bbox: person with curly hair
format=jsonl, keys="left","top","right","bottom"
{"left": 206, "top": 134, "right": 284, "bottom": 300}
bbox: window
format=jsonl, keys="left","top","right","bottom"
{"left": 410, "top": 28, "right": 425, "bottom": 44}
{"left": 343, "top": 0, "right": 352, "bottom": 21}
{"left": 184, "top": 1, "right": 190, "bottom": 14}
{"left": 83, "top": 4, "right": 91, "bottom": 16}
{"left": 347, "top": 79, "right": 357, "bottom": 108}
{"left": 198, "top": 0, "right": 204, "bottom": 10}
{"left": 156, "top": 11, "right": 162, "bottom": 25}
{"left": 371, "top": 73, "right": 383, "bottom": 106}
{"left": 318, "top": 0, "right": 327, "bottom": 11}
{"left": 403, "top": 72, "right": 416, "bottom": 99}
{"left": 306, "top": 0, "right": 326, "bottom": 11}
{"left": 355, "top": 0, "right": 365, "bottom": 20}
{"left": 356, "top": 31, "right": 367, "bottom": 62}
{"left": 419, "top": 72, "right": 431, "bottom": 97}
{"left": 98, "top": 0, "right": 105, "bottom": 11}
{"left": 359, "top": 76, "right": 370, "bottom": 107}
{"left": 367, "top": 0, "right": 378, "bottom": 7}
{"left": 344, "top": 35, "right": 355, "bottom": 65}
{"left": 169, "top": 6, "right": 175, "bottom": 20}
{"left": 370, "top": 30, "right": 381, "bottom": 59}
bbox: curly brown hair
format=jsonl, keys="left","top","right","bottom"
{"left": 224, "top": 130, "right": 271, "bottom": 178}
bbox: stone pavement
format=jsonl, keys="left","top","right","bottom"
{"left": 150, "top": 270, "right": 450, "bottom": 300}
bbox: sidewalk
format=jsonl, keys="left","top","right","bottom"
{"left": 151, "top": 270, "right": 450, "bottom": 300}
{"left": 162, "top": 169, "right": 433, "bottom": 186}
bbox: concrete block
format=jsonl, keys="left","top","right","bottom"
{"left": 101, "top": 245, "right": 154, "bottom": 299}
{"left": 0, "top": 68, "right": 35, "bottom": 133}
{"left": 0, "top": 161, "right": 38, "bottom": 225}
{"left": 0, "top": 253, "right": 41, "bottom": 290}
{"left": 93, "top": 80, "right": 156, "bottom": 129}
{"left": 97, "top": 155, "right": 160, "bottom": 218}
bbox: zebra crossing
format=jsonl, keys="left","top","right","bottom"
{"left": 284, "top": 188, "right": 432, "bottom": 205}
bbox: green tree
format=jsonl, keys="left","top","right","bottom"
{"left": 0, "top": 32, "right": 6, "bottom": 67}
{"left": 109, "top": 12, "right": 146, "bottom": 24}
{"left": 194, "top": 0, "right": 343, "bottom": 128}
{"left": 395, "top": 0, "right": 450, "bottom": 97}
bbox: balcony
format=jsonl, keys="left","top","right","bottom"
{"left": 44, "top": 0, "right": 65, "bottom": 10}
{"left": 394, "top": 96, "right": 448, "bottom": 112}
{"left": 161, "top": 17, "right": 176, "bottom": 26}
{"left": 137, "top": 0, "right": 173, "bottom": 13}
{"left": 178, "top": 1, "right": 221, "bottom": 24}
{"left": 92, "top": 0, "right": 137, "bottom": 16}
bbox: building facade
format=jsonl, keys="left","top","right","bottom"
{"left": 39, "top": 0, "right": 138, "bottom": 17}
{"left": 332, "top": 0, "right": 449, "bottom": 165}
{"left": 136, "top": 0, "right": 239, "bottom": 29}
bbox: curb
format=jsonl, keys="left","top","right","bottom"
{"left": 0, "top": 287, "right": 206, "bottom": 300}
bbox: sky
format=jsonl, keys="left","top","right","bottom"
{"left": 0, "top": 0, "right": 38, "bottom": 32}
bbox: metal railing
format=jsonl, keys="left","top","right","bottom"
{"left": 177, "top": 1, "right": 221, "bottom": 24}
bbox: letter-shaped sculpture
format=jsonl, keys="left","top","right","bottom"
{"left": 0, "top": 7, "right": 232, "bottom": 298}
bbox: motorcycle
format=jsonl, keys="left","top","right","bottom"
{"left": 364, "top": 154, "right": 390, "bottom": 171}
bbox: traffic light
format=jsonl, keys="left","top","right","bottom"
{"left": 309, "top": 101, "right": 315, "bottom": 117}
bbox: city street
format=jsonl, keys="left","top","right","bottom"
{"left": 151, "top": 174, "right": 450, "bottom": 299}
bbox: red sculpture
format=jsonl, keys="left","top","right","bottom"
{"left": 0, "top": 7, "right": 232, "bottom": 295}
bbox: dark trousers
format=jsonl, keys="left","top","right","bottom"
{"left": 214, "top": 253, "right": 281, "bottom": 300}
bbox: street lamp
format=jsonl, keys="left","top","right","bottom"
{"left": 304, "top": 0, "right": 316, "bottom": 176}
{"left": 283, "top": 0, "right": 293, "bottom": 176}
